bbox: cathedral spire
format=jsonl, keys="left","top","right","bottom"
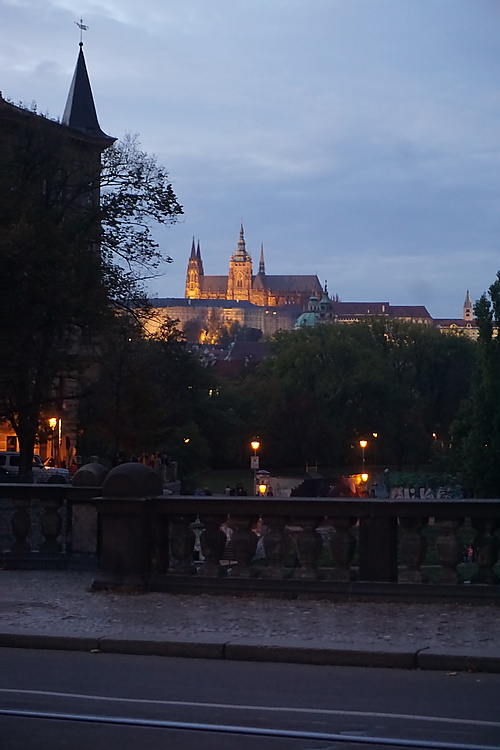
{"left": 196, "top": 239, "right": 204, "bottom": 275}
{"left": 236, "top": 223, "right": 249, "bottom": 257}
{"left": 62, "top": 41, "right": 114, "bottom": 141}
{"left": 258, "top": 244, "right": 265, "bottom": 274}
{"left": 189, "top": 237, "right": 196, "bottom": 260}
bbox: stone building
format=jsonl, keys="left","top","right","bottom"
{"left": 0, "top": 41, "right": 114, "bottom": 459}
{"left": 295, "top": 285, "right": 434, "bottom": 328}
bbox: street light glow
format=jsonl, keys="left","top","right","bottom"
{"left": 251, "top": 440, "right": 260, "bottom": 452}
{"left": 359, "top": 439, "right": 368, "bottom": 449}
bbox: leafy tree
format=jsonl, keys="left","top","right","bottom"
{"left": 367, "top": 319, "right": 474, "bottom": 468}
{"left": 0, "top": 106, "right": 182, "bottom": 476}
{"left": 457, "top": 274, "right": 500, "bottom": 496}
{"left": 77, "top": 318, "right": 219, "bottom": 482}
{"left": 243, "top": 319, "right": 474, "bottom": 471}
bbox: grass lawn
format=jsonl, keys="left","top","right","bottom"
{"left": 194, "top": 469, "right": 256, "bottom": 495}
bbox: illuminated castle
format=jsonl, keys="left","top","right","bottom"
{"left": 185, "top": 224, "right": 322, "bottom": 307}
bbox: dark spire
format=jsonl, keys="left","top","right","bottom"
{"left": 237, "top": 223, "right": 246, "bottom": 255}
{"left": 189, "top": 237, "right": 196, "bottom": 260}
{"left": 258, "top": 243, "right": 265, "bottom": 275}
{"left": 196, "top": 240, "right": 204, "bottom": 275}
{"left": 62, "top": 43, "right": 114, "bottom": 141}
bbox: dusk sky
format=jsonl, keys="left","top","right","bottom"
{"left": 2, "top": 0, "right": 500, "bottom": 318}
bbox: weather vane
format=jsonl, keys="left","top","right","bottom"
{"left": 75, "top": 18, "right": 89, "bottom": 45}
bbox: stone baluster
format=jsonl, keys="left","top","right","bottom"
{"left": 189, "top": 515, "right": 206, "bottom": 569}
{"left": 317, "top": 517, "right": 356, "bottom": 582}
{"left": 230, "top": 514, "right": 257, "bottom": 578}
{"left": 11, "top": 498, "right": 32, "bottom": 554}
{"left": 259, "top": 515, "right": 284, "bottom": 578}
{"left": 40, "top": 497, "right": 63, "bottom": 553}
{"left": 398, "top": 516, "right": 429, "bottom": 583}
{"left": 470, "top": 518, "right": 500, "bottom": 585}
{"left": 284, "top": 517, "right": 318, "bottom": 580}
{"left": 199, "top": 515, "right": 227, "bottom": 577}
{"left": 168, "top": 515, "right": 194, "bottom": 574}
{"left": 434, "top": 518, "right": 464, "bottom": 584}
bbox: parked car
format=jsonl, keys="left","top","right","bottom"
{"left": 0, "top": 451, "right": 70, "bottom": 483}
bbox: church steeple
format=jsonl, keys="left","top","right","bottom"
{"left": 463, "top": 290, "right": 473, "bottom": 321}
{"left": 258, "top": 244, "right": 265, "bottom": 275}
{"left": 62, "top": 42, "right": 114, "bottom": 142}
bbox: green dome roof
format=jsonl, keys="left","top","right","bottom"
{"left": 294, "top": 311, "right": 317, "bottom": 328}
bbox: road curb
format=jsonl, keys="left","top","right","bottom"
{"left": 0, "top": 631, "right": 98, "bottom": 652}
{"left": 224, "top": 638, "right": 415, "bottom": 668}
{"left": 1, "top": 629, "right": 500, "bottom": 673}
{"left": 416, "top": 646, "right": 500, "bottom": 673}
{"left": 98, "top": 634, "right": 226, "bottom": 659}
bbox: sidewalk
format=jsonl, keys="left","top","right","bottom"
{"left": 1, "top": 570, "right": 499, "bottom": 672}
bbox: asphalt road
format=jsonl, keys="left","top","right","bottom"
{"left": 1, "top": 648, "right": 500, "bottom": 749}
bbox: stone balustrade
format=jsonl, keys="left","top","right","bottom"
{"left": 0, "top": 483, "right": 99, "bottom": 568}
{"left": 2, "top": 467, "right": 500, "bottom": 600}
{"left": 92, "top": 487, "right": 500, "bottom": 598}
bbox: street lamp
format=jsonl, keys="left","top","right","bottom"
{"left": 48, "top": 417, "right": 60, "bottom": 465}
{"left": 359, "top": 439, "right": 367, "bottom": 475}
{"left": 250, "top": 439, "right": 260, "bottom": 496}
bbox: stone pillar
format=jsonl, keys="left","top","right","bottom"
{"left": 359, "top": 515, "right": 398, "bottom": 582}
{"left": 470, "top": 518, "right": 500, "bottom": 585}
{"left": 92, "top": 463, "right": 163, "bottom": 591}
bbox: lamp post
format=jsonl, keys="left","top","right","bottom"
{"left": 359, "top": 439, "right": 367, "bottom": 476}
{"left": 48, "top": 417, "right": 60, "bottom": 465}
{"left": 250, "top": 439, "right": 260, "bottom": 496}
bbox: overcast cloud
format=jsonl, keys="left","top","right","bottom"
{"left": 1, "top": 0, "right": 500, "bottom": 317}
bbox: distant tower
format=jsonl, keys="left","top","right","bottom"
{"left": 318, "top": 281, "right": 333, "bottom": 320}
{"left": 185, "top": 238, "right": 203, "bottom": 298}
{"left": 463, "top": 290, "right": 473, "bottom": 321}
{"left": 227, "top": 224, "right": 253, "bottom": 301}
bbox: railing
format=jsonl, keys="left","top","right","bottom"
{"left": 0, "top": 484, "right": 99, "bottom": 569}
{"left": 92, "top": 495, "right": 500, "bottom": 599}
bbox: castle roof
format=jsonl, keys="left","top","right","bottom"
{"left": 263, "top": 275, "right": 322, "bottom": 293}
{"left": 200, "top": 276, "right": 227, "bottom": 294}
{"left": 388, "top": 305, "right": 432, "bottom": 319}
{"left": 151, "top": 297, "right": 257, "bottom": 310}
